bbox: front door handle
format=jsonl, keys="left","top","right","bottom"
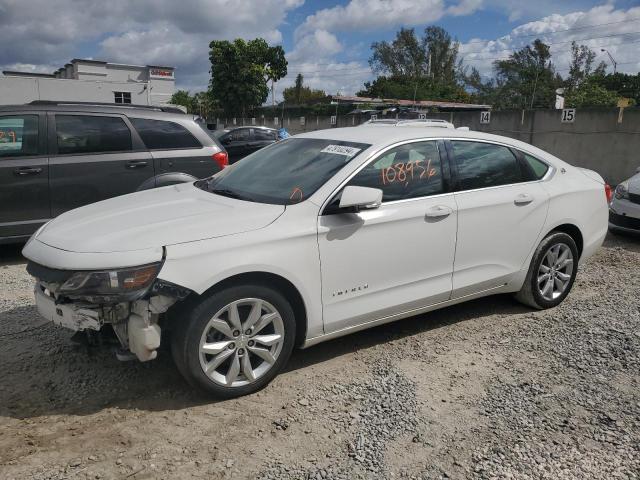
{"left": 126, "top": 160, "right": 148, "bottom": 169}
{"left": 425, "top": 205, "right": 453, "bottom": 219}
{"left": 514, "top": 193, "right": 534, "bottom": 205}
{"left": 14, "top": 167, "right": 42, "bottom": 176}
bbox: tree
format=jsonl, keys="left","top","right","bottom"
{"left": 294, "top": 74, "right": 304, "bottom": 103}
{"left": 566, "top": 41, "right": 600, "bottom": 89}
{"left": 209, "top": 38, "right": 287, "bottom": 116}
{"left": 564, "top": 78, "right": 619, "bottom": 107}
{"left": 170, "top": 90, "right": 196, "bottom": 112}
{"left": 364, "top": 26, "right": 465, "bottom": 102}
{"left": 423, "top": 26, "right": 461, "bottom": 85}
{"left": 592, "top": 72, "right": 640, "bottom": 105}
{"left": 369, "top": 27, "right": 426, "bottom": 78}
{"left": 282, "top": 75, "right": 327, "bottom": 104}
{"left": 492, "top": 39, "right": 560, "bottom": 109}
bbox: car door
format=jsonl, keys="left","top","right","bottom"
{"left": 447, "top": 139, "right": 550, "bottom": 298}
{"left": 318, "top": 139, "right": 457, "bottom": 333}
{"left": 129, "top": 117, "right": 216, "bottom": 180}
{"left": 220, "top": 128, "right": 251, "bottom": 163}
{"left": 49, "top": 113, "right": 154, "bottom": 216}
{"left": 0, "top": 111, "right": 50, "bottom": 239}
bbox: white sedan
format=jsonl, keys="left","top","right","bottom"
{"left": 609, "top": 168, "right": 640, "bottom": 234}
{"left": 23, "top": 125, "right": 609, "bottom": 398}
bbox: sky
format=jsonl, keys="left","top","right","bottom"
{"left": 1, "top": 0, "right": 639, "bottom": 100}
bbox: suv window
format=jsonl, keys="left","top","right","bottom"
{"left": 56, "top": 115, "right": 131, "bottom": 155}
{"left": 254, "top": 129, "right": 276, "bottom": 141}
{"left": 451, "top": 141, "right": 522, "bottom": 190}
{"left": 347, "top": 141, "right": 444, "bottom": 202}
{"left": 522, "top": 152, "right": 549, "bottom": 179}
{"left": 130, "top": 118, "right": 201, "bottom": 150}
{"left": 0, "top": 115, "right": 39, "bottom": 158}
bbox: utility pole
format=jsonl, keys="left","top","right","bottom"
{"left": 601, "top": 48, "right": 617, "bottom": 74}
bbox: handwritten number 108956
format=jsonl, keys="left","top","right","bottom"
{"left": 381, "top": 159, "right": 438, "bottom": 187}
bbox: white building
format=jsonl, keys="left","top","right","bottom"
{"left": 0, "top": 58, "right": 175, "bottom": 106}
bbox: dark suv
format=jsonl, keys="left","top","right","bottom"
{"left": 0, "top": 102, "right": 228, "bottom": 243}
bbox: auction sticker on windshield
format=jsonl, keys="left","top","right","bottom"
{"left": 320, "top": 144, "right": 362, "bottom": 157}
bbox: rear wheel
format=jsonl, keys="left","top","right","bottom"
{"left": 171, "top": 284, "right": 296, "bottom": 398}
{"left": 515, "top": 232, "right": 578, "bottom": 309}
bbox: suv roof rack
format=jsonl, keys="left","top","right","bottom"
{"left": 364, "top": 118, "right": 455, "bottom": 129}
{"left": 28, "top": 100, "right": 186, "bottom": 114}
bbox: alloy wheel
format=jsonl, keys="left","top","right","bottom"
{"left": 537, "top": 243, "right": 574, "bottom": 301}
{"left": 198, "top": 298, "right": 285, "bottom": 387}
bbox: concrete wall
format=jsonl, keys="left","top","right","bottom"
{"left": 221, "top": 108, "right": 640, "bottom": 184}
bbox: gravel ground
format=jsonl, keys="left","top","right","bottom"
{"left": 0, "top": 234, "right": 638, "bottom": 480}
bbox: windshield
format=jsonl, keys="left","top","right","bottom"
{"left": 196, "top": 138, "right": 370, "bottom": 205}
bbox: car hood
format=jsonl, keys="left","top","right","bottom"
{"left": 36, "top": 183, "right": 285, "bottom": 253}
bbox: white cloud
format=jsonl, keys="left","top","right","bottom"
{"left": 276, "top": 61, "right": 373, "bottom": 100}
{"left": 288, "top": 30, "right": 343, "bottom": 62}
{"left": 0, "top": 0, "right": 303, "bottom": 91}
{"left": 295, "top": 0, "right": 446, "bottom": 39}
{"left": 459, "top": 4, "right": 640, "bottom": 78}
{"left": 447, "top": 0, "right": 483, "bottom": 16}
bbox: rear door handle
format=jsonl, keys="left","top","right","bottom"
{"left": 14, "top": 167, "right": 42, "bottom": 176}
{"left": 514, "top": 193, "right": 534, "bottom": 205}
{"left": 425, "top": 205, "right": 453, "bottom": 219}
{"left": 126, "top": 160, "right": 148, "bottom": 169}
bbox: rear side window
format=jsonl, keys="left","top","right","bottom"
{"left": 0, "top": 115, "right": 39, "bottom": 158}
{"left": 130, "top": 118, "right": 201, "bottom": 149}
{"left": 451, "top": 141, "right": 522, "bottom": 191}
{"left": 522, "top": 152, "right": 549, "bottom": 179}
{"left": 230, "top": 128, "right": 250, "bottom": 141}
{"left": 254, "top": 129, "right": 276, "bottom": 141}
{"left": 56, "top": 115, "right": 131, "bottom": 155}
{"left": 347, "top": 141, "right": 444, "bottom": 202}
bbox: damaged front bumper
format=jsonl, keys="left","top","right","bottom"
{"left": 32, "top": 279, "right": 190, "bottom": 362}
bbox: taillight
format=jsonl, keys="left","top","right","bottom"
{"left": 212, "top": 151, "right": 228, "bottom": 169}
{"left": 604, "top": 183, "right": 613, "bottom": 203}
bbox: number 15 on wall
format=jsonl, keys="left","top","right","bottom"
{"left": 561, "top": 108, "right": 575, "bottom": 123}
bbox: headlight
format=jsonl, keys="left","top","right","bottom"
{"left": 615, "top": 181, "right": 629, "bottom": 200}
{"left": 59, "top": 263, "right": 162, "bottom": 302}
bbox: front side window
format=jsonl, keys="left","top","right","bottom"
{"left": 130, "top": 118, "right": 201, "bottom": 150}
{"left": 56, "top": 115, "right": 131, "bottom": 155}
{"left": 347, "top": 141, "right": 444, "bottom": 202}
{"left": 0, "top": 115, "right": 39, "bottom": 158}
{"left": 114, "top": 91, "right": 132, "bottom": 104}
{"left": 196, "top": 138, "right": 370, "bottom": 205}
{"left": 451, "top": 141, "right": 522, "bottom": 191}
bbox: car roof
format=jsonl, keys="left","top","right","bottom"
{"left": 295, "top": 125, "right": 565, "bottom": 167}
{"left": 0, "top": 103, "right": 190, "bottom": 121}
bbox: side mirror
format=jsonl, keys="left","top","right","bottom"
{"left": 339, "top": 186, "right": 383, "bottom": 211}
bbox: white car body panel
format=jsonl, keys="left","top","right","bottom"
{"left": 21, "top": 125, "right": 608, "bottom": 352}
{"left": 33, "top": 182, "right": 284, "bottom": 253}
{"left": 452, "top": 181, "right": 550, "bottom": 298}
{"left": 318, "top": 192, "right": 457, "bottom": 333}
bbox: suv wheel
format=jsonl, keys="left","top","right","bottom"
{"left": 171, "top": 284, "right": 296, "bottom": 398}
{"left": 514, "top": 232, "right": 578, "bottom": 309}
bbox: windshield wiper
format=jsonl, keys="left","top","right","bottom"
{"left": 210, "top": 188, "right": 253, "bottom": 202}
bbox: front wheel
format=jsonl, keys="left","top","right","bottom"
{"left": 514, "top": 232, "right": 578, "bottom": 309}
{"left": 171, "top": 284, "right": 296, "bottom": 398}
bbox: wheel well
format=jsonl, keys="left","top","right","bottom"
{"left": 201, "top": 272, "right": 308, "bottom": 347}
{"left": 550, "top": 224, "right": 583, "bottom": 258}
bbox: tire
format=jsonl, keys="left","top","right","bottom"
{"left": 171, "top": 284, "right": 296, "bottom": 398}
{"left": 514, "top": 232, "right": 579, "bottom": 309}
